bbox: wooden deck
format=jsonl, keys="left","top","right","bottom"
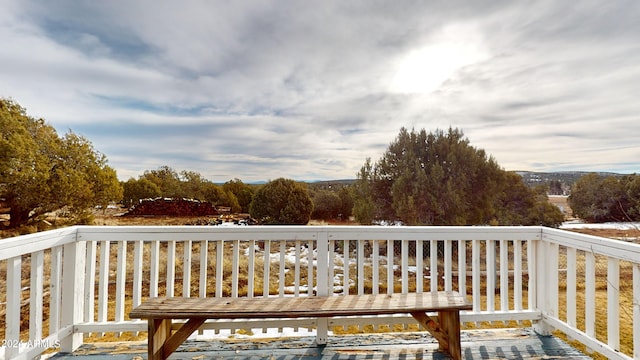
{"left": 50, "top": 328, "right": 591, "bottom": 359}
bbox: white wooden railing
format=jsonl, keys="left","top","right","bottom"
{"left": 1, "top": 226, "right": 639, "bottom": 360}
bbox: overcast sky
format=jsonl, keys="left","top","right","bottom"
{"left": 2, "top": 1, "right": 639, "bottom": 182}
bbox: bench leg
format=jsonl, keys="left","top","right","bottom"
{"left": 439, "top": 311, "right": 463, "bottom": 360}
{"left": 149, "top": 319, "right": 171, "bottom": 360}
{"left": 316, "top": 318, "right": 328, "bottom": 345}
{"left": 410, "top": 311, "right": 463, "bottom": 360}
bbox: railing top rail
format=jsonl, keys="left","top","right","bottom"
{"left": 542, "top": 227, "right": 640, "bottom": 263}
{"left": 325, "top": 225, "right": 543, "bottom": 241}
{"left": 76, "top": 225, "right": 321, "bottom": 242}
{"left": 74, "top": 225, "right": 543, "bottom": 242}
{"left": 6, "top": 225, "right": 638, "bottom": 261}
{"left": 0, "top": 226, "right": 77, "bottom": 260}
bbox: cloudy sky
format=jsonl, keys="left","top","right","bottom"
{"left": 2, "top": 1, "right": 639, "bottom": 182}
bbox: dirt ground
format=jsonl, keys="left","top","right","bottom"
{"left": 548, "top": 195, "right": 574, "bottom": 219}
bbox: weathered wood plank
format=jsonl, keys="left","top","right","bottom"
{"left": 130, "top": 292, "right": 471, "bottom": 320}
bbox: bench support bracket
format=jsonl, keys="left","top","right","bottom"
{"left": 149, "top": 318, "right": 206, "bottom": 360}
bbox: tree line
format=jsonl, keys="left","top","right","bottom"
{"left": 3, "top": 98, "right": 573, "bottom": 229}
{"left": 124, "top": 170, "right": 354, "bottom": 225}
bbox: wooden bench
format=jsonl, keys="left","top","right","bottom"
{"left": 129, "top": 291, "right": 471, "bottom": 360}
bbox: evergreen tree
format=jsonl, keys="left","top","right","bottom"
{"left": 337, "top": 186, "right": 354, "bottom": 220}
{"left": 353, "top": 127, "right": 564, "bottom": 226}
{"left": 352, "top": 159, "right": 377, "bottom": 224}
{"left": 223, "top": 178, "right": 255, "bottom": 212}
{"left": 311, "top": 190, "right": 342, "bottom": 220}
{"left": 0, "top": 98, "right": 122, "bottom": 227}
{"left": 122, "top": 177, "right": 162, "bottom": 208}
{"left": 141, "top": 166, "right": 182, "bottom": 198}
{"left": 569, "top": 173, "right": 640, "bottom": 222}
{"left": 249, "top": 178, "right": 313, "bottom": 224}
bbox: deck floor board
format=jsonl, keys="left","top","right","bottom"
{"left": 51, "top": 328, "right": 591, "bottom": 360}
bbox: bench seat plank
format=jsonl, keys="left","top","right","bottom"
{"left": 130, "top": 291, "right": 471, "bottom": 320}
{"left": 130, "top": 291, "right": 471, "bottom": 360}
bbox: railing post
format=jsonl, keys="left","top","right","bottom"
{"left": 607, "top": 258, "right": 620, "bottom": 351}
{"left": 5, "top": 256, "right": 22, "bottom": 359}
{"left": 60, "top": 240, "right": 86, "bottom": 353}
{"left": 315, "top": 229, "right": 329, "bottom": 344}
{"left": 533, "top": 237, "right": 556, "bottom": 336}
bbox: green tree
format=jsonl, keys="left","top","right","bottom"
{"left": 312, "top": 190, "right": 342, "bottom": 220}
{"left": 568, "top": 173, "right": 603, "bottom": 222}
{"left": 180, "top": 170, "right": 210, "bottom": 200}
{"left": 308, "top": 182, "right": 354, "bottom": 221}
{"left": 351, "top": 159, "right": 377, "bottom": 224}
{"left": 526, "top": 185, "right": 566, "bottom": 227}
{"left": 569, "top": 173, "right": 639, "bottom": 222}
{"left": 493, "top": 172, "right": 535, "bottom": 225}
{"left": 0, "top": 98, "right": 122, "bottom": 227}
{"left": 353, "top": 127, "right": 563, "bottom": 227}
{"left": 249, "top": 178, "right": 313, "bottom": 224}
{"left": 223, "top": 178, "right": 255, "bottom": 212}
{"left": 626, "top": 175, "right": 640, "bottom": 220}
{"left": 58, "top": 132, "right": 123, "bottom": 221}
{"left": 122, "top": 177, "right": 162, "bottom": 208}
{"left": 201, "top": 182, "right": 240, "bottom": 211}
{"left": 337, "top": 186, "right": 354, "bottom": 220}
{"left": 140, "top": 166, "right": 182, "bottom": 198}
{"left": 601, "top": 176, "right": 633, "bottom": 221}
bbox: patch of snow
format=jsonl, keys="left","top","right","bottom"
{"left": 560, "top": 221, "right": 640, "bottom": 230}
{"left": 283, "top": 284, "right": 312, "bottom": 293}
{"left": 215, "top": 221, "right": 245, "bottom": 227}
